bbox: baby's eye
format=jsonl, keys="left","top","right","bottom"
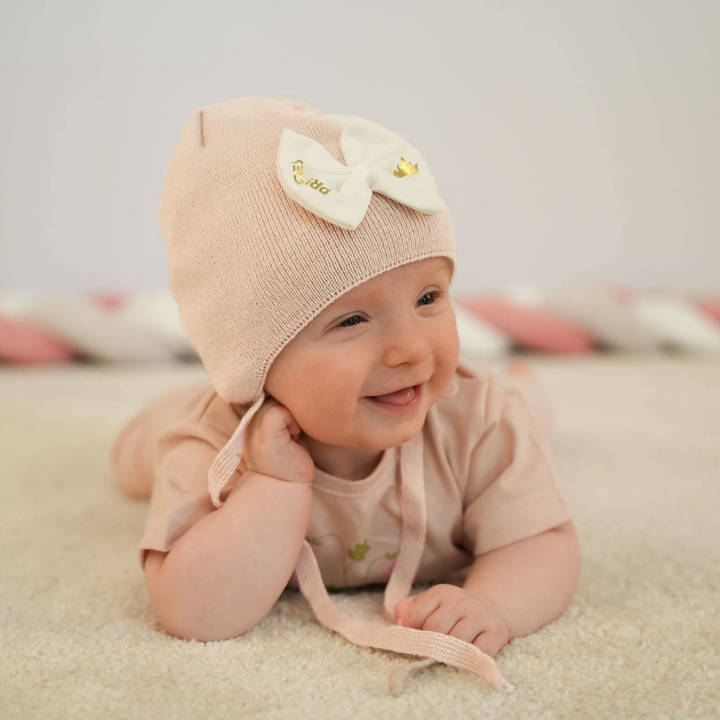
{"left": 335, "top": 291, "right": 442, "bottom": 329}
{"left": 418, "top": 290, "right": 440, "bottom": 306}
{"left": 336, "top": 315, "right": 364, "bottom": 328}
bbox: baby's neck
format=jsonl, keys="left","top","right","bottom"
{"left": 300, "top": 435, "right": 385, "bottom": 481}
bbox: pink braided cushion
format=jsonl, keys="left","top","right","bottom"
{"left": 457, "top": 296, "right": 595, "bottom": 353}
{"left": 0, "top": 313, "right": 77, "bottom": 364}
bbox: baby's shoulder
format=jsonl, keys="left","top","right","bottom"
{"left": 426, "top": 358, "right": 518, "bottom": 447}
{"left": 153, "top": 384, "right": 242, "bottom": 453}
{"left": 430, "top": 358, "right": 496, "bottom": 419}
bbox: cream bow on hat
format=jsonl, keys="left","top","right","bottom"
{"left": 276, "top": 114, "right": 442, "bottom": 230}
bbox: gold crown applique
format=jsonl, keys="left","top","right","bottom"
{"left": 291, "top": 159, "right": 331, "bottom": 195}
{"left": 393, "top": 156, "right": 418, "bottom": 178}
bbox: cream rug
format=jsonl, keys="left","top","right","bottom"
{"left": 1, "top": 353, "right": 718, "bottom": 719}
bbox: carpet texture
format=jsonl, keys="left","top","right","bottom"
{"left": 1, "top": 353, "right": 718, "bottom": 719}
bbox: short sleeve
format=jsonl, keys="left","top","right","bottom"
{"left": 137, "top": 431, "right": 241, "bottom": 570}
{"left": 460, "top": 374, "right": 573, "bottom": 556}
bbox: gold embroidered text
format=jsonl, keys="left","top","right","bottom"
{"left": 291, "top": 159, "right": 331, "bottom": 195}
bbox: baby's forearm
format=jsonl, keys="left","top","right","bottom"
{"left": 149, "top": 472, "right": 313, "bottom": 642}
{"left": 462, "top": 521, "right": 581, "bottom": 640}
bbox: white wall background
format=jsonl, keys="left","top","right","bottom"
{"left": 1, "top": 0, "right": 718, "bottom": 296}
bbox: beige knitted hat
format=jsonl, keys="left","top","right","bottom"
{"left": 157, "top": 97, "right": 513, "bottom": 695}
{"left": 159, "top": 96, "right": 456, "bottom": 406}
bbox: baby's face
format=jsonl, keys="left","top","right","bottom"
{"left": 262, "top": 257, "right": 460, "bottom": 468}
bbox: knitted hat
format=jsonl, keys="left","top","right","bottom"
{"left": 158, "top": 97, "right": 513, "bottom": 695}
{"left": 159, "top": 97, "right": 456, "bottom": 406}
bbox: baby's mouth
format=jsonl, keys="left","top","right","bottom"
{"left": 364, "top": 384, "right": 424, "bottom": 411}
{"left": 369, "top": 385, "right": 417, "bottom": 405}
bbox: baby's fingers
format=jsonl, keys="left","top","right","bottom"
{"left": 260, "top": 399, "right": 300, "bottom": 440}
{"left": 441, "top": 616, "right": 506, "bottom": 657}
{"left": 394, "top": 597, "right": 414, "bottom": 626}
{"left": 394, "top": 593, "right": 442, "bottom": 630}
{"left": 469, "top": 628, "right": 508, "bottom": 659}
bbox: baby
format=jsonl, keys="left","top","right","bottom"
{"left": 112, "top": 97, "right": 580, "bottom": 694}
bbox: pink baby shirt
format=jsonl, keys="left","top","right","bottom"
{"left": 113, "top": 358, "right": 572, "bottom": 593}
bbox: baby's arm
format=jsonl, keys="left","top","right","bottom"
{"left": 144, "top": 471, "right": 313, "bottom": 642}
{"left": 462, "top": 519, "right": 580, "bottom": 640}
{"left": 395, "top": 521, "right": 580, "bottom": 657}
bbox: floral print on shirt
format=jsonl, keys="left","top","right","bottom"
{"left": 305, "top": 533, "right": 398, "bottom": 591}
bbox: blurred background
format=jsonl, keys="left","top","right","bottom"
{"left": 1, "top": 0, "right": 719, "bottom": 364}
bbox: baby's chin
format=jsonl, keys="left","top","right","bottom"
{"left": 302, "top": 436, "right": 416, "bottom": 465}
{"left": 323, "top": 417, "right": 428, "bottom": 450}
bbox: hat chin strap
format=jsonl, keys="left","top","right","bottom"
{"left": 208, "top": 390, "right": 267, "bottom": 507}
{"left": 209, "top": 396, "right": 514, "bottom": 696}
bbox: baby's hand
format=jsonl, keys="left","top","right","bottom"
{"left": 393, "top": 584, "right": 511, "bottom": 658}
{"left": 242, "top": 396, "right": 315, "bottom": 485}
